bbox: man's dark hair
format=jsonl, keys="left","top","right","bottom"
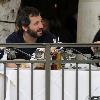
{"left": 16, "top": 6, "right": 40, "bottom": 31}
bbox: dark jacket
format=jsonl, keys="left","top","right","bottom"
{"left": 6, "top": 30, "right": 56, "bottom": 60}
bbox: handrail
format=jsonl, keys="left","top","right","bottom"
{"left": 1, "top": 43, "right": 100, "bottom": 100}
{"left": 0, "top": 43, "right": 100, "bottom": 47}
{"left": 0, "top": 59, "right": 100, "bottom": 63}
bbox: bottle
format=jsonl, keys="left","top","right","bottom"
{"left": 51, "top": 37, "right": 62, "bottom": 69}
{"left": 56, "top": 49, "right": 61, "bottom": 69}
{"left": 51, "top": 51, "right": 57, "bottom": 70}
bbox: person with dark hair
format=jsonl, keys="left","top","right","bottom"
{"left": 6, "top": 6, "right": 56, "bottom": 67}
{"left": 93, "top": 29, "right": 100, "bottom": 42}
{"left": 91, "top": 29, "right": 100, "bottom": 53}
{"left": 91, "top": 29, "right": 100, "bottom": 67}
{"left": 42, "top": 18, "right": 50, "bottom": 31}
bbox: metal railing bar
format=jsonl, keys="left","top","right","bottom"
{"left": 62, "top": 66, "right": 64, "bottom": 100}
{"left": 17, "top": 64, "right": 20, "bottom": 100}
{"left": 45, "top": 44, "right": 51, "bottom": 100}
{"left": 76, "top": 63, "right": 78, "bottom": 100}
{"left": 4, "top": 63, "right": 6, "bottom": 100}
{"left": 89, "top": 64, "right": 91, "bottom": 100}
{"left": 0, "top": 60, "right": 46, "bottom": 63}
{"left": 55, "top": 59, "right": 100, "bottom": 63}
{"left": 31, "top": 63, "right": 33, "bottom": 100}
{"left": 49, "top": 43, "right": 100, "bottom": 47}
{"left": 0, "top": 43, "right": 100, "bottom": 48}
{"left": 51, "top": 60, "right": 100, "bottom": 63}
{"left": 0, "top": 59, "right": 100, "bottom": 63}
{"left": 0, "top": 43, "right": 46, "bottom": 48}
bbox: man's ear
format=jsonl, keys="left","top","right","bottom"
{"left": 22, "top": 26, "right": 28, "bottom": 32}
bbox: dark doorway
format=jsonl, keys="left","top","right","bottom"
{"left": 21, "top": 0, "right": 79, "bottom": 43}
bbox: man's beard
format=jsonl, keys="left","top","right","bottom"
{"left": 27, "top": 27, "right": 43, "bottom": 38}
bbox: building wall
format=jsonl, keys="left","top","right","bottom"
{"left": 0, "top": 0, "right": 21, "bottom": 43}
{"left": 77, "top": 0, "right": 100, "bottom": 43}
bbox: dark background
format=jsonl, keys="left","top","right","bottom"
{"left": 21, "top": 0, "right": 79, "bottom": 43}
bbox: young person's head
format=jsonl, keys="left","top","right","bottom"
{"left": 16, "top": 6, "right": 43, "bottom": 38}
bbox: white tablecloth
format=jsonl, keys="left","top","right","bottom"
{"left": 0, "top": 67, "right": 100, "bottom": 100}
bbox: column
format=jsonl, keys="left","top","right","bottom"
{"left": 77, "top": 0, "right": 100, "bottom": 43}
{"left": 0, "top": 0, "right": 21, "bottom": 43}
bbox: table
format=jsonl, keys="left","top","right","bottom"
{"left": 0, "top": 66, "right": 100, "bottom": 100}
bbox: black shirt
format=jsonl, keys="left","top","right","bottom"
{"left": 93, "top": 29, "right": 100, "bottom": 42}
{"left": 6, "top": 31, "right": 56, "bottom": 60}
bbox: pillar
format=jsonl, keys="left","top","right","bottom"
{"left": 0, "top": 0, "right": 21, "bottom": 43}
{"left": 77, "top": 0, "right": 100, "bottom": 43}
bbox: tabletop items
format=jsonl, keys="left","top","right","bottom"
{"left": 0, "top": 47, "right": 99, "bottom": 69}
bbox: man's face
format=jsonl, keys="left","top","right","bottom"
{"left": 28, "top": 15, "right": 44, "bottom": 37}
